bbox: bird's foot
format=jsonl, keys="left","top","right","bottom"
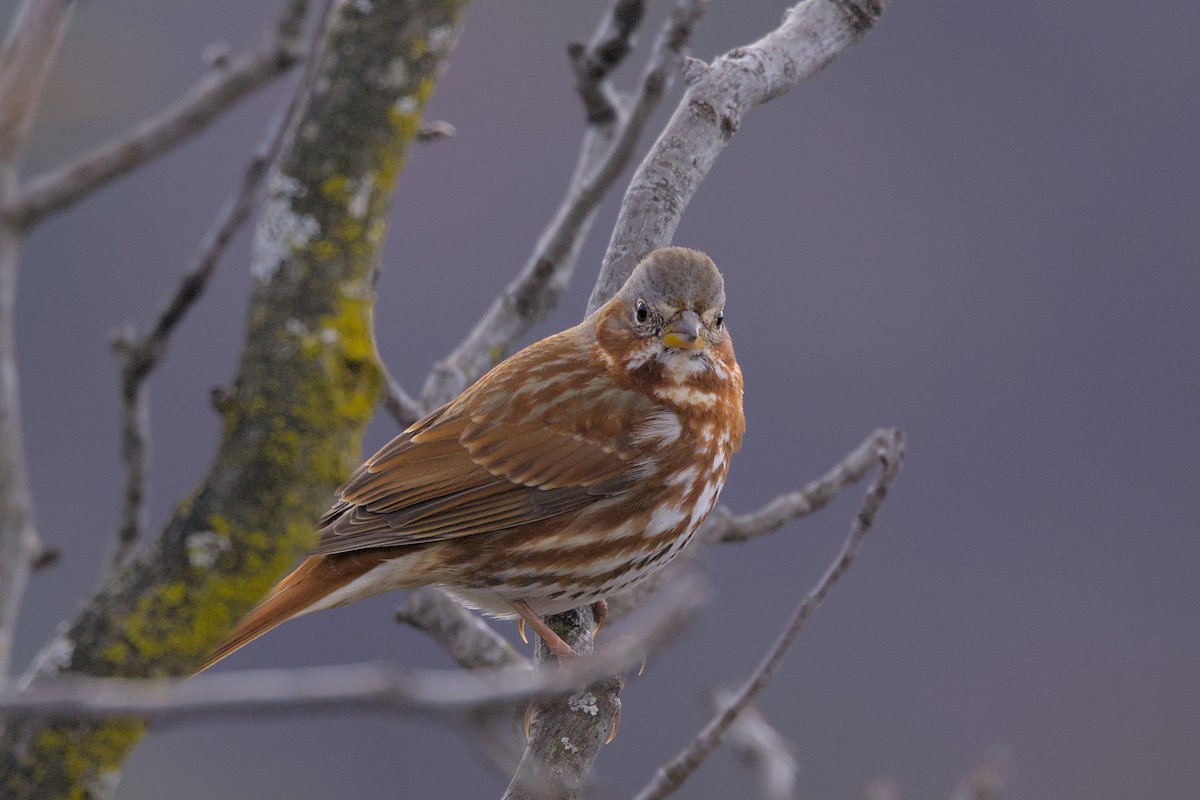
{"left": 511, "top": 600, "right": 579, "bottom": 660}
{"left": 590, "top": 599, "right": 608, "bottom": 638}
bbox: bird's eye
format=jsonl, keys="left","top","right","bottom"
{"left": 715, "top": 312, "right": 724, "bottom": 328}
{"left": 635, "top": 300, "right": 649, "bottom": 323}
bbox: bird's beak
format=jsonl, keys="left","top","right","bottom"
{"left": 661, "top": 311, "right": 705, "bottom": 350}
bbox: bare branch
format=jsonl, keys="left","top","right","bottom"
{"left": 396, "top": 588, "right": 526, "bottom": 671}
{"left": 0, "top": 0, "right": 310, "bottom": 231}
{"left": 606, "top": 426, "right": 896, "bottom": 630}
{"left": 397, "top": 587, "right": 530, "bottom": 774}
{"left": 568, "top": 0, "right": 645, "bottom": 125}
{"left": 419, "top": 0, "right": 705, "bottom": 409}
{"left": 714, "top": 691, "right": 799, "bottom": 800}
{"left": 589, "top": 0, "right": 891, "bottom": 313}
{"left": 702, "top": 428, "right": 900, "bottom": 544}
{"left": 501, "top": 607, "right": 613, "bottom": 800}
{"left": 0, "top": 232, "right": 40, "bottom": 681}
{"left": 0, "top": 577, "right": 702, "bottom": 726}
{"left": 0, "top": 0, "right": 77, "bottom": 682}
{"left": 0, "top": 0, "right": 76, "bottom": 189}
{"left": 106, "top": 30, "right": 320, "bottom": 569}
{"left": 631, "top": 429, "right": 904, "bottom": 800}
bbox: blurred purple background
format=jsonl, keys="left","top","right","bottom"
{"left": 5, "top": 0, "right": 1199, "bottom": 797}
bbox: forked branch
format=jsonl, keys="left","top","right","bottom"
{"left": 107, "top": 1, "right": 326, "bottom": 567}
{"left": 589, "top": 0, "right": 892, "bottom": 313}
{"left": 0, "top": 0, "right": 310, "bottom": 230}
{"left": 418, "top": 0, "right": 705, "bottom": 411}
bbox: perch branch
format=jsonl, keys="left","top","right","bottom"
{"left": 420, "top": 0, "right": 704, "bottom": 409}
{"left": 588, "top": 0, "right": 891, "bottom": 313}
{"left": 0, "top": 0, "right": 310, "bottom": 231}
{"left": 631, "top": 429, "right": 903, "bottom": 800}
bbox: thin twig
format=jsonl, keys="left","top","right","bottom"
{"left": 0, "top": 232, "right": 40, "bottom": 681}
{"left": 702, "top": 428, "right": 900, "bottom": 544}
{"left": 0, "top": 0, "right": 310, "bottom": 231}
{"left": 608, "top": 429, "right": 898, "bottom": 624}
{"left": 419, "top": 0, "right": 705, "bottom": 409}
{"left": 106, "top": 1, "right": 324, "bottom": 568}
{"left": 568, "top": 0, "right": 645, "bottom": 125}
{"left": 0, "top": 576, "right": 703, "bottom": 726}
{"left": 0, "top": 0, "right": 77, "bottom": 683}
{"left": 631, "top": 429, "right": 904, "bottom": 800}
{"left": 588, "top": 0, "right": 892, "bottom": 313}
{"left": 0, "top": 0, "right": 76, "bottom": 192}
{"left": 713, "top": 692, "right": 799, "bottom": 800}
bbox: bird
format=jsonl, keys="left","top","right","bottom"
{"left": 199, "top": 246, "right": 744, "bottom": 670}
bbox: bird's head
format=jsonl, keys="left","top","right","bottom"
{"left": 598, "top": 247, "right": 732, "bottom": 378}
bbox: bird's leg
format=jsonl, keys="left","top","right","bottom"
{"left": 590, "top": 599, "right": 608, "bottom": 638}
{"left": 511, "top": 600, "right": 578, "bottom": 659}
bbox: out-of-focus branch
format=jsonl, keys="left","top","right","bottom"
{"left": 397, "top": 588, "right": 530, "bottom": 773}
{"left": 0, "top": 233, "right": 40, "bottom": 682}
{"left": 416, "top": 119, "right": 456, "bottom": 142}
{"left": 0, "top": 0, "right": 78, "bottom": 680}
{"left": 0, "top": 577, "right": 701, "bottom": 725}
{"left": 588, "top": 0, "right": 891, "bottom": 313}
{"left": 702, "top": 428, "right": 900, "bottom": 544}
{"left": 106, "top": 5, "right": 322, "bottom": 569}
{"left": 396, "top": 588, "right": 526, "bottom": 671}
{"left": 420, "top": 0, "right": 704, "bottom": 409}
{"left": 377, "top": 357, "right": 425, "bottom": 429}
{"left": 632, "top": 430, "right": 904, "bottom": 800}
{"left": 0, "top": 0, "right": 76, "bottom": 190}
{"left": 714, "top": 691, "right": 798, "bottom": 800}
{"left": 0, "top": 0, "right": 310, "bottom": 231}
{"left": 950, "top": 756, "right": 1006, "bottom": 800}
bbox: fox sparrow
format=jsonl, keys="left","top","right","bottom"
{"left": 201, "top": 246, "right": 744, "bottom": 668}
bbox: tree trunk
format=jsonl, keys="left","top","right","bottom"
{"left": 0, "top": 1, "right": 469, "bottom": 796}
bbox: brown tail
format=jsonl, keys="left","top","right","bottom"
{"left": 196, "top": 553, "right": 385, "bottom": 673}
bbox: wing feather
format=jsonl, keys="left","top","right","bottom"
{"left": 312, "top": 337, "right": 659, "bottom": 556}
